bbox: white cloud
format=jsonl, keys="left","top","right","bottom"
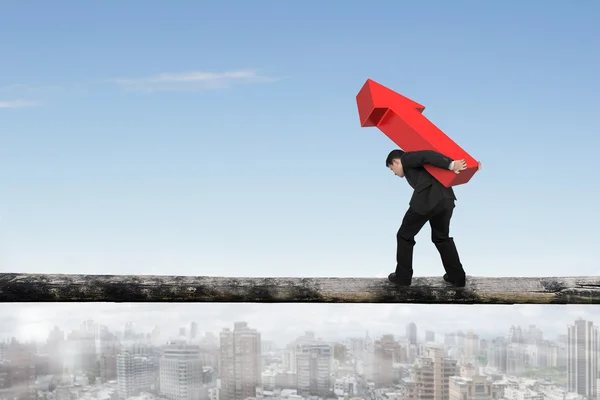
{"left": 0, "top": 99, "right": 38, "bottom": 109}
{"left": 112, "top": 69, "right": 278, "bottom": 93}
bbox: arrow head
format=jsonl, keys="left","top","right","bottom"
{"left": 356, "top": 79, "right": 425, "bottom": 127}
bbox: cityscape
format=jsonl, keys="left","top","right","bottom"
{"left": 1, "top": 304, "right": 600, "bottom": 400}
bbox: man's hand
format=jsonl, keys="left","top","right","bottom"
{"left": 451, "top": 159, "right": 467, "bottom": 174}
{"left": 477, "top": 161, "right": 482, "bottom": 170}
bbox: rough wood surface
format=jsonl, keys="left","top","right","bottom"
{"left": 1, "top": 274, "right": 600, "bottom": 304}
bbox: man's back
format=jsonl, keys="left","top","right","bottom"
{"left": 403, "top": 164, "right": 456, "bottom": 215}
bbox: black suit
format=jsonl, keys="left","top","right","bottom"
{"left": 394, "top": 150, "right": 466, "bottom": 286}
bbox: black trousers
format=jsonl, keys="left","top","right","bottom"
{"left": 395, "top": 198, "right": 465, "bottom": 285}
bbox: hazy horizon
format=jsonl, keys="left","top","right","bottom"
{"left": 1, "top": 303, "right": 596, "bottom": 346}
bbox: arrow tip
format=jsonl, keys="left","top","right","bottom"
{"left": 366, "top": 79, "right": 425, "bottom": 113}
{"left": 357, "top": 79, "right": 426, "bottom": 127}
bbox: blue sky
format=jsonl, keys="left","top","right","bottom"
{"left": 1, "top": 0, "right": 599, "bottom": 279}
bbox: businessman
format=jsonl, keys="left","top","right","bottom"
{"left": 385, "top": 149, "right": 481, "bottom": 287}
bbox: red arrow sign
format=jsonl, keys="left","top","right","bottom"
{"left": 356, "top": 79, "right": 478, "bottom": 187}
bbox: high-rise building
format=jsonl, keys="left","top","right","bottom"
{"left": 46, "top": 326, "right": 65, "bottom": 375}
{"left": 488, "top": 338, "right": 507, "bottom": 374}
{"left": 567, "top": 318, "right": 598, "bottom": 397}
{"left": 296, "top": 342, "right": 334, "bottom": 396}
{"left": 526, "top": 325, "right": 543, "bottom": 343}
{"left": 117, "top": 350, "right": 155, "bottom": 398}
{"left": 464, "top": 331, "right": 479, "bottom": 362}
{"left": 97, "top": 326, "right": 113, "bottom": 354}
{"left": 406, "top": 323, "right": 417, "bottom": 346}
{"left": 506, "top": 343, "right": 526, "bottom": 376}
{"left": 151, "top": 326, "right": 161, "bottom": 346}
{"left": 219, "top": 322, "right": 261, "bottom": 400}
{"left": 159, "top": 342, "right": 203, "bottom": 400}
{"left": 100, "top": 355, "right": 117, "bottom": 382}
{"left": 4, "top": 339, "right": 36, "bottom": 400}
{"left": 348, "top": 338, "right": 367, "bottom": 360}
{"left": 66, "top": 325, "right": 96, "bottom": 373}
{"left": 124, "top": 322, "right": 134, "bottom": 340}
{"left": 508, "top": 326, "right": 524, "bottom": 343}
{"left": 283, "top": 343, "right": 297, "bottom": 373}
{"left": 370, "top": 335, "right": 395, "bottom": 388}
{"left": 284, "top": 331, "right": 320, "bottom": 374}
{"left": 410, "top": 344, "right": 459, "bottom": 400}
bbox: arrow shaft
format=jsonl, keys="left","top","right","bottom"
{"left": 378, "top": 109, "right": 478, "bottom": 186}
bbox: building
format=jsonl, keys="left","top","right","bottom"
{"left": 567, "top": 318, "right": 598, "bottom": 398}
{"left": 406, "top": 323, "right": 417, "bottom": 346}
{"left": 117, "top": 350, "right": 155, "bottom": 398}
{"left": 296, "top": 342, "right": 333, "bottom": 396}
{"left": 449, "top": 375, "right": 500, "bottom": 400}
{"left": 46, "top": 327, "right": 65, "bottom": 376}
{"left": 2, "top": 340, "right": 36, "bottom": 400}
{"left": 219, "top": 322, "right": 262, "bottom": 400}
{"left": 370, "top": 335, "right": 396, "bottom": 389}
{"left": 488, "top": 338, "right": 507, "bottom": 374}
{"left": 410, "top": 344, "right": 458, "bottom": 400}
{"left": 100, "top": 355, "right": 117, "bottom": 382}
{"left": 159, "top": 342, "right": 203, "bottom": 400}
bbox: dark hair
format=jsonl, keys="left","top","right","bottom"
{"left": 385, "top": 149, "right": 405, "bottom": 167}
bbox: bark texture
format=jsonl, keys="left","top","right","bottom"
{"left": 1, "top": 274, "right": 600, "bottom": 304}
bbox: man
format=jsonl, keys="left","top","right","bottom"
{"left": 385, "top": 149, "right": 481, "bottom": 288}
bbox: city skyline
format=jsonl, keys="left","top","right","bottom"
{"left": 2, "top": 304, "right": 598, "bottom": 345}
{"left": 3, "top": 307, "right": 599, "bottom": 400}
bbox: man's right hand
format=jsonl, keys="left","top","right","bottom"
{"left": 451, "top": 159, "right": 468, "bottom": 174}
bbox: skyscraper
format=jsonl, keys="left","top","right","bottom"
{"left": 159, "top": 342, "right": 203, "bottom": 400}
{"left": 117, "top": 350, "right": 155, "bottom": 398}
{"left": 46, "top": 326, "right": 65, "bottom": 376}
{"left": 406, "top": 323, "right": 417, "bottom": 346}
{"left": 219, "top": 322, "right": 261, "bottom": 400}
{"left": 190, "top": 322, "right": 198, "bottom": 339}
{"left": 370, "top": 335, "right": 395, "bottom": 388}
{"left": 296, "top": 342, "right": 334, "bottom": 396}
{"left": 411, "top": 344, "right": 458, "bottom": 400}
{"left": 567, "top": 318, "right": 598, "bottom": 397}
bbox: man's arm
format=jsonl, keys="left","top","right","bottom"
{"left": 401, "top": 150, "right": 454, "bottom": 170}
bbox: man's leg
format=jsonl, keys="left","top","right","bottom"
{"left": 429, "top": 199, "right": 466, "bottom": 286}
{"left": 394, "top": 207, "right": 429, "bottom": 285}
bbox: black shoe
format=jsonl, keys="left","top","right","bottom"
{"left": 388, "top": 273, "right": 411, "bottom": 286}
{"left": 443, "top": 273, "right": 466, "bottom": 288}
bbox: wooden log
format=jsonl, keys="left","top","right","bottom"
{"left": 1, "top": 273, "right": 600, "bottom": 304}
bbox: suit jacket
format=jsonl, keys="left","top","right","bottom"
{"left": 400, "top": 150, "right": 457, "bottom": 215}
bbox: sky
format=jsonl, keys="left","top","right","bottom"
{"left": 1, "top": 1, "right": 600, "bottom": 338}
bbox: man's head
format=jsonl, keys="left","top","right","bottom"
{"left": 386, "top": 149, "right": 405, "bottom": 178}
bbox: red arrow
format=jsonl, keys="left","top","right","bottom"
{"left": 356, "top": 79, "right": 478, "bottom": 187}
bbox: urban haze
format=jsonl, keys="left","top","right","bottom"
{"left": 1, "top": 304, "right": 600, "bottom": 400}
